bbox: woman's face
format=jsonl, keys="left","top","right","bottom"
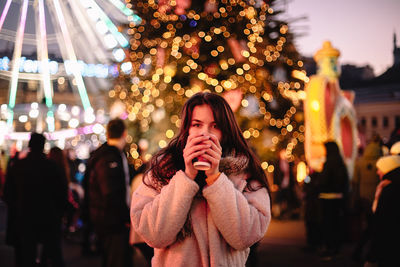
{"left": 188, "top": 104, "right": 222, "bottom": 141}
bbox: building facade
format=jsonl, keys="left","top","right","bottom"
{"left": 353, "top": 32, "right": 400, "bottom": 145}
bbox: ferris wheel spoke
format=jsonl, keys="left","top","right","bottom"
{"left": 81, "top": 0, "right": 129, "bottom": 48}
{"left": 36, "top": 0, "right": 55, "bottom": 132}
{"left": 67, "top": 0, "right": 110, "bottom": 63}
{"left": 0, "top": 0, "right": 12, "bottom": 32}
{"left": 106, "top": 0, "right": 134, "bottom": 17}
{"left": 1, "top": 0, "right": 131, "bottom": 134}
{"left": 49, "top": 0, "right": 92, "bottom": 112}
{"left": 7, "top": 0, "right": 29, "bottom": 127}
{"left": 58, "top": 0, "right": 98, "bottom": 65}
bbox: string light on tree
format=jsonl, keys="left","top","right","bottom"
{"left": 114, "top": 0, "right": 306, "bottom": 167}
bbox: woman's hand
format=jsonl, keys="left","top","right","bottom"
{"left": 201, "top": 134, "right": 222, "bottom": 177}
{"left": 183, "top": 134, "right": 212, "bottom": 180}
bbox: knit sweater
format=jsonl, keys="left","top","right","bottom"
{"left": 130, "top": 162, "right": 270, "bottom": 267}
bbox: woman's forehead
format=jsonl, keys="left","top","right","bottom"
{"left": 191, "top": 104, "right": 215, "bottom": 121}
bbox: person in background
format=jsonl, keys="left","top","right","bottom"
{"left": 387, "top": 126, "right": 400, "bottom": 149}
{"left": 302, "top": 169, "right": 322, "bottom": 253}
{"left": 63, "top": 149, "right": 83, "bottom": 235}
{"left": 0, "top": 149, "right": 7, "bottom": 172}
{"left": 66, "top": 148, "right": 79, "bottom": 183}
{"left": 0, "top": 150, "right": 6, "bottom": 199}
{"left": 81, "top": 149, "right": 99, "bottom": 256}
{"left": 318, "top": 141, "right": 349, "bottom": 261}
{"left": 6, "top": 142, "right": 19, "bottom": 172}
{"left": 1, "top": 144, "right": 20, "bottom": 266}
{"left": 131, "top": 92, "right": 271, "bottom": 267}
{"left": 88, "top": 119, "right": 132, "bottom": 267}
{"left": 390, "top": 141, "right": 400, "bottom": 155}
{"left": 351, "top": 140, "right": 382, "bottom": 262}
{"left": 40, "top": 146, "right": 70, "bottom": 266}
{"left": 367, "top": 155, "right": 400, "bottom": 266}
{"left": 273, "top": 149, "right": 299, "bottom": 220}
{"left": 3, "top": 133, "right": 68, "bottom": 267}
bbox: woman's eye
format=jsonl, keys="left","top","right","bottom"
{"left": 192, "top": 124, "right": 200, "bottom": 127}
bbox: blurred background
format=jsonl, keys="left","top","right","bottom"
{"left": 0, "top": 0, "right": 399, "bottom": 266}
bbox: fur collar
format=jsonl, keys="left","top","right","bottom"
{"left": 219, "top": 155, "right": 249, "bottom": 176}
{"left": 148, "top": 155, "right": 249, "bottom": 192}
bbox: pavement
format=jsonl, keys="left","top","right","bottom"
{"left": 0, "top": 200, "right": 358, "bottom": 267}
{"left": 259, "top": 219, "right": 357, "bottom": 267}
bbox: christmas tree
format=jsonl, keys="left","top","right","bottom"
{"left": 111, "top": 0, "right": 306, "bottom": 172}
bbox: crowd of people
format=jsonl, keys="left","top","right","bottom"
{"left": 0, "top": 92, "right": 399, "bottom": 267}
{"left": 298, "top": 136, "right": 400, "bottom": 265}
{"left": 258, "top": 129, "right": 400, "bottom": 266}
{"left": 0, "top": 93, "right": 271, "bottom": 267}
{"left": 2, "top": 133, "right": 68, "bottom": 267}
{"left": 0, "top": 121, "right": 149, "bottom": 267}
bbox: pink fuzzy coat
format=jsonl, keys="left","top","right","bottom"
{"left": 130, "top": 159, "right": 270, "bottom": 267}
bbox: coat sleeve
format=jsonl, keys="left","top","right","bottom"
{"left": 202, "top": 173, "right": 271, "bottom": 250}
{"left": 130, "top": 170, "right": 199, "bottom": 248}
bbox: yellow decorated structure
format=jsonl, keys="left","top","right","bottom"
{"left": 304, "top": 41, "right": 358, "bottom": 178}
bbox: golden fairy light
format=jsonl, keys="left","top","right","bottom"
{"left": 112, "top": 0, "right": 305, "bottom": 165}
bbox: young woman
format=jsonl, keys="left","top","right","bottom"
{"left": 130, "top": 92, "right": 271, "bottom": 266}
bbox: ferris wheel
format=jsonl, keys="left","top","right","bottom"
{"left": 0, "top": 0, "right": 139, "bottom": 135}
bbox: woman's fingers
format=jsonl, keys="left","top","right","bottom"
{"left": 208, "top": 134, "right": 222, "bottom": 151}
{"left": 204, "top": 146, "right": 220, "bottom": 158}
{"left": 202, "top": 152, "right": 221, "bottom": 177}
{"left": 202, "top": 140, "right": 221, "bottom": 156}
{"left": 202, "top": 149, "right": 220, "bottom": 164}
{"left": 184, "top": 134, "right": 222, "bottom": 178}
{"left": 187, "top": 134, "right": 210, "bottom": 147}
{"left": 184, "top": 146, "right": 209, "bottom": 162}
{"left": 184, "top": 143, "right": 211, "bottom": 158}
{"left": 201, "top": 155, "right": 217, "bottom": 167}
{"left": 210, "top": 140, "right": 222, "bottom": 155}
{"left": 188, "top": 149, "right": 208, "bottom": 162}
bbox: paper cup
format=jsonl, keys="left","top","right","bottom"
{"left": 193, "top": 160, "right": 211, "bottom": 170}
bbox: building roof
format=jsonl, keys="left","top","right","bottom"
{"left": 352, "top": 64, "right": 400, "bottom": 104}
{"left": 366, "top": 64, "right": 400, "bottom": 85}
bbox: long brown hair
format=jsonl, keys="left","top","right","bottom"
{"left": 147, "top": 92, "right": 269, "bottom": 191}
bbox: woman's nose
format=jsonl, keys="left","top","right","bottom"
{"left": 200, "top": 130, "right": 207, "bottom": 135}
{"left": 200, "top": 129, "right": 210, "bottom": 135}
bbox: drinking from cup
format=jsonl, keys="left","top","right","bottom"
{"left": 193, "top": 156, "right": 211, "bottom": 170}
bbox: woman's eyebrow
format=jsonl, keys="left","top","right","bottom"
{"left": 192, "top": 119, "right": 216, "bottom": 124}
